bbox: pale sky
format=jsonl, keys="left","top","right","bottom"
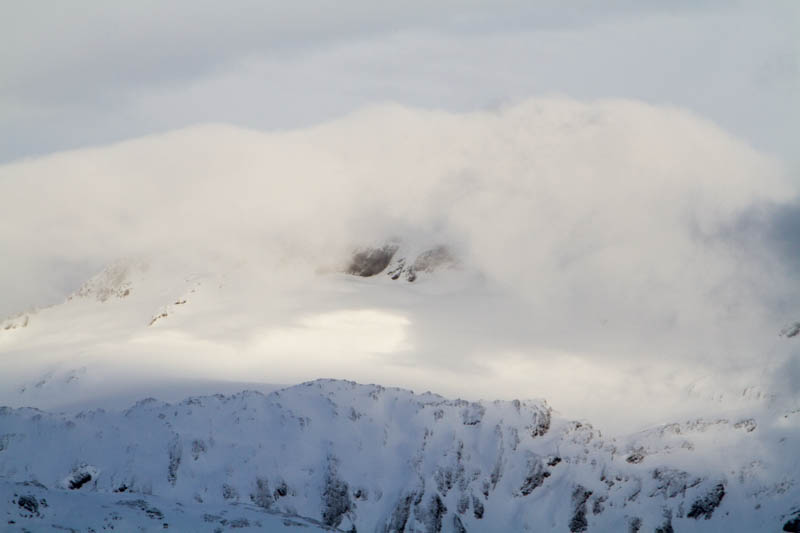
{"left": 2, "top": 1, "right": 798, "bottom": 164}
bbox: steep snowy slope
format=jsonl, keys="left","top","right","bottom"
{"left": 2, "top": 379, "right": 799, "bottom": 532}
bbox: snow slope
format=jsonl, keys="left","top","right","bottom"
{"left": 2, "top": 250, "right": 792, "bottom": 434}
{"left": 2, "top": 379, "right": 800, "bottom": 532}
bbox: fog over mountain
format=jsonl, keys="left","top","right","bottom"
{"left": 2, "top": 98, "right": 799, "bottom": 430}
{"left": 2, "top": 3, "right": 799, "bottom": 532}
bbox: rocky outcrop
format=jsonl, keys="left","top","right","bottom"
{"left": 346, "top": 243, "right": 457, "bottom": 281}
{"left": 346, "top": 245, "right": 399, "bottom": 277}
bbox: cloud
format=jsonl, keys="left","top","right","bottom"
{"left": 2, "top": 97, "right": 797, "bottom": 341}
{"left": 1, "top": 2, "right": 797, "bottom": 163}
{"left": 4, "top": 97, "right": 800, "bottom": 428}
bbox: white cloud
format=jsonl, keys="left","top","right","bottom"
{"left": 1, "top": 98, "right": 798, "bottom": 429}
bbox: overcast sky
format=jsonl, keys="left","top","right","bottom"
{"left": 2, "top": 1, "right": 798, "bottom": 164}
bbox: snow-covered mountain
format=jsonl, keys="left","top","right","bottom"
{"left": 2, "top": 248, "right": 800, "bottom": 532}
{"left": 2, "top": 254, "right": 800, "bottom": 531}
{"left": 2, "top": 378, "right": 800, "bottom": 532}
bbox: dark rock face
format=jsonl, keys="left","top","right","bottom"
{"left": 68, "top": 472, "right": 92, "bottom": 490}
{"left": 654, "top": 508, "right": 674, "bottom": 533}
{"left": 569, "top": 486, "right": 592, "bottom": 532}
{"left": 346, "top": 245, "right": 399, "bottom": 277}
{"left": 687, "top": 483, "right": 725, "bottom": 520}
{"left": 66, "top": 464, "right": 96, "bottom": 490}
{"left": 471, "top": 494, "right": 484, "bottom": 519}
{"left": 517, "top": 456, "right": 550, "bottom": 496}
{"left": 322, "top": 458, "right": 352, "bottom": 528}
{"left": 167, "top": 435, "right": 182, "bottom": 486}
{"left": 627, "top": 516, "right": 642, "bottom": 533}
{"left": 117, "top": 499, "right": 164, "bottom": 520}
{"left": 452, "top": 514, "right": 467, "bottom": 533}
{"left": 385, "top": 493, "right": 414, "bottom": 533}
{"left": 346, "top": 243, "right": 457, "bottom": 281}
{"left": 626, "top": 451, "right": 645, "bottom": 464}
{"left": 17, "top": 494, "right": 39, "bottom": 514}
{"left": 784, "top": 516, "right": 800, "bottom": 532}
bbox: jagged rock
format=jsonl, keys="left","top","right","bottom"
{"left": 687, "top": 483, "right": 725, "bottom": 520}
{"left": 471, "top": 494, "right": 484, "bottom": 519}
{"left": 626, "top": 451, "right": 645, "bottom": 464}
{"left": 628, "top": 516, "right": 642, "bottom": 533}
{"left": 17, "top": 494, "right": 39, "bottom": 514}
{"left": 385, "top": 493, "right": 414, "bottom": 533}
{"left": 569, "top": 486, "right": 592, "bottom": 532}
{"left": 650, "top": 468, "right": 697, "bottom": 499}
{"left": 517, "top": 455, "right": 550, "bottom": 496}
{"left": 167, "top": 435, "right": 182, "bottom": 486}
{"left": 453, "top": 514, "right": 467, "bottom": 533}
{"left": 222, "top": 483, "right": 239, "bottom": 501}
{"left": 347, "top": 245, "right": 398, "bottom": 277}
{"left": 65, "top": 464, "right": 98, "bottom": 490}
{"left": 322, "top": 458, "right": 352, "bottom": 528}
{"left": 784, "top": 516, "right": 800, "bottom": 532}
{"left": 416, "top": 494, "right": 447, "bottom": 533}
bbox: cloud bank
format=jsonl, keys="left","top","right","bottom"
{"left": 2, "top": 97, "right": 799, "bottom": 428}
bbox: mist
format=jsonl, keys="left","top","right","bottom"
{"left": 2, "top": 97, "right": 799, "bottom": 428}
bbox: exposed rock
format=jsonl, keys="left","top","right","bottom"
{"left": 780, "top": 322, "right": 800, "bottom": 338}
{"left": 734, "top": 419, "right": 757, "bottom": 432}
{"left": 322, "top": 458, "right": 352, "bottom": 528}
{"left": 385, "top": 493, "right": 414, "bottom": 533}
{"left": 453, "top": 514, "right": 467, "bottom": 533}
{"left": 654, "top": 508, "right": 674, "bottom": 533}
{"left": 17, "top": 494, "right": 39, "bottom": 514}
{"left": 222, "top": 483, "right": 239, "bottom": 501}
{"left": 66, "top": 464, "right": 97, "bottom": 490}
{"left": 461, "top": 403, "right": 485, "bottom": 426}
{"left": 416, "top": 494, "right": 447, "bottom": 533}
{"left": 471, "top": 494, "right": 484, "bottom": 519}
{"left": 626, "top": 451, "right": 645, "bottom": 464}
{"left": 650, "top": 468, "right": 696, "bottom": 499}
{"left": 116, "top": 499, "right": 164, "bottom": 520}
{"left": 167, "top": 435, "right": 182, "bottom": 486}
{"left": 517, "top": 456, "right": 550, "bottom": 496}
{"left": 346, "top": 245, "right": 398, "bottom": 277}
{"left": 785, "top": 516, "right": 800, "bottom": 532}
{"left": 687, "top": 483, "right": 725, "bottom": 520}
{"left": 569, "top": 486, "right": 592, "bottom": 532}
